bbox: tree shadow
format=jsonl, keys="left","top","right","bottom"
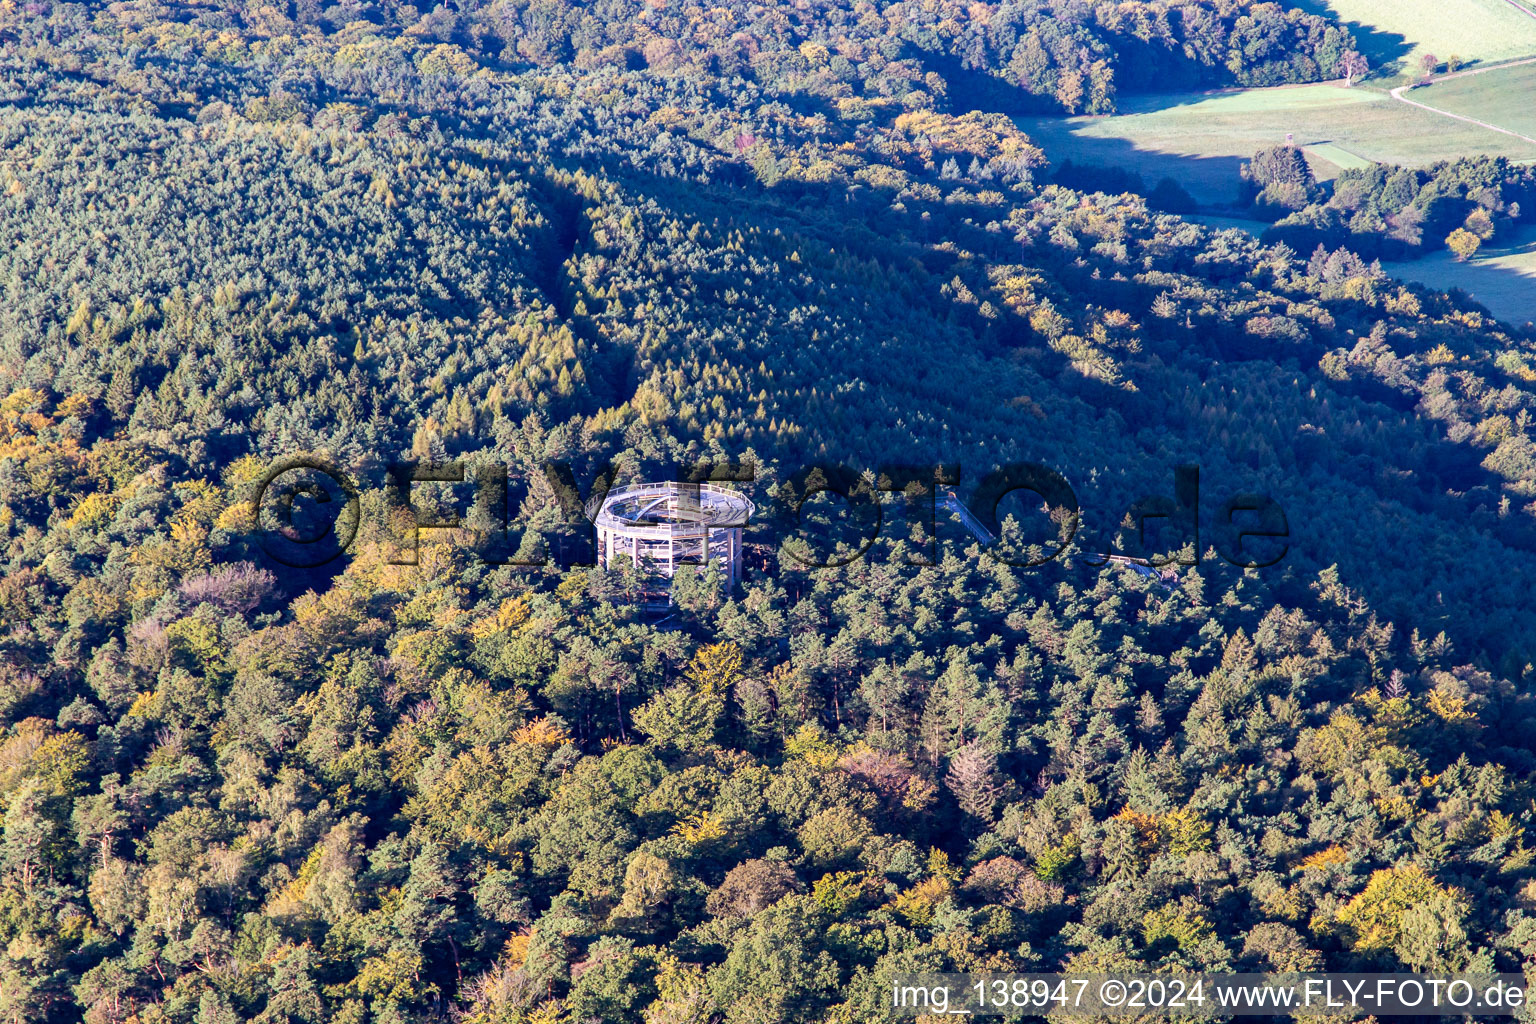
{"left": 526, "top": 144, "right": 1536, "bottom": 664}
{"left": 1015, "top": 112, "right": 1252, "bottom": 207}
{"left": 1381, "top": 224, "right": 1536, "bottom": 327}
{"left": 1285, "top": 0, "right": 1416, "bottom": 74}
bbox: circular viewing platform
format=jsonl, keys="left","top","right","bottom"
{"left": 589, "top": 481, "right": 754, "bottom": 588}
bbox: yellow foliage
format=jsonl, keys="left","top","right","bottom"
{"left": 68, "top": 492, "right": 120, "bottom": 528}
{"left": 812, "top": 870, "right": 872, "bottom": 914}
{"left": 1033, "top": 835, "right": 1080, "bottom": 881}
{"left": 1256, "top": 879, "right": 1304, "bottom": 921}
{"left": 222, "top": 454, "right": 270, "bottom": 488}
{"left": 1385, "top": 288, "right": 1422, "bottom": 316}
{"left": 130, "top": 526, "right": 212, "bottom": 574}
{"left": 671, "top": 812, "right": 726, "bottom": 846}
{"left": 1142, "top": 904, "right": 1214, "bottom": 949}
{"left": 687, "top": 641, "right": 743, "bottom": 695}
{"left": 1426, "top": 689, "right": 1477, "bottom": 724}
{"left": 166, "top": 615, "right": 228, "bottom": 672}
{"left": 471, "top": 596, "right": 531, "bottom": 640}
{"left": 127, "top": 565, "right": 173, "bottom": 608}
{"left": 1303, "top": 709, "right": 1372, "bottom": 775}
{"left": 1, "top": 387, "right": 46, "bottom": 415}
{"left": 1445, "top": 227, "right": 1481, "bottom": 260}
{"left": 55, "top": 394, "right": 91, "bottom": 419}
{"left": 418, "top": 42, "right": 480, "bottom": 76}
{"left": 512, "top": 717, "right": 572, "bottom": 749}
{"left": 854, "top": 164, "right": 908, "bottom": 190}
{"left": 269, "top": 846, "right": 324, "bottom": 914}
{"left": 0, "top": 719, "right": 80, "bottom": 795}
{"left": 214, "top": 478, "right": 261, "bottom": 532}
{"left": 1336, "top": 864, "right": 1460, "bottom": 952}
{"left": 647, "top": 955, "right": 711, "bottom": 1024}
{"left": 1112, "top": 808, "right": 1163, "bottom": 853}
{"left": 351, "top": 946, "right": 429, "bottom": 1002}
{"left": 927, "top": 848, "right": 961, "bottom": 883}
{"left": 1162, "top": 807, "right": 1213, "bottom": 855}
{"left": 170, "top": 518, "right": 210, "bottom": 548}
{"left": 502, "top": 932, "right": 533, "bottom": 968}
{"left": 367, "top": 174, "right": 398, "bottom": 207}
{"left": 0, "top": 723, "right": 41, "bottom": 770}
{"left": 1374, "top": 794, "right": 1418, "bottom": 822}
{"left": 1299, "top": 845, "right": 1349, "bottom": 872}
{"left": 69, "top": 578, "right": 124, "bottom": 626}
{"left": 523, "top": 1001, "right": 567, "bottom": 1024}
{"left": 172, "top": 478, "right": 225, "bottom": 530}
{"left": 555, "top": 572, "right": 590, "bottom": 602}
{"left": 1488, "top": 810, "right": 1524, "bottom": 841}
{"left": 891, "top": 110, "right": 1045, "bottom": 165}
{"left": 389, "top": 628, "right": 449, "bottom": 675}
{"left": 894, "top": 874, "right": 953, "bottom": 926}
{"left": 290, "top": 585, "right": 371, "bottom": 645}
{"left": 126, "top": 691, "right": 161, "bottom": 720}
{"left": 404, "top": 745, "right": 525, "bottom": 853}
{"left": 783, "top": 723, "right": 840, "bottom": 770}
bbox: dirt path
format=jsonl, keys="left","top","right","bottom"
{"left": 1388, "top": 55, "right": 1536, "bottom": 146}
{"left": 1494, "top": 0, "right": 1536, "bottom": 23}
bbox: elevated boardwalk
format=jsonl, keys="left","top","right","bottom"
{"left": 939, "top": 490, "right": 995, "bottom": 546}
{"left": 939, "top": 490, "right": 1177, "bottom": 591}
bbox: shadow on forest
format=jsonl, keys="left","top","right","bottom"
{"left": 763, "top": 168, "right": 1533, "bottom": 641}
{"left": 431, "top": 130, "right": 1536, "bottom": 663}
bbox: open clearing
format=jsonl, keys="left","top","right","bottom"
{"left": 1299, "top": 0, "right": 1536, "bottom": 74}
{"left": 1303, "top": 143, "right": 1374, "bottom": 171}
{"left": 1413, "top": 61, "right": 1536, "bottom": 139}
{"left": 1019, "top": 0, "right": 1536, "bottom": 313}
{"left": 1021, "top": 84, "right": 1536, "bottom": 206}
{"left": 1382, "top": 228, "right": 1536, "bottom": 326}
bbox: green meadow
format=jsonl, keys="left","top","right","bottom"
{"left": 1304, "top": 0, "right": 1536, "bottom": 73}
{"left": 1302, "top": 143, "right": 1375, "bottom": 171}
{"left": 1021, "top": 83, "right": 1536, "bottom": 205}
{"left": 1413, "top": 61, "right": 1536, "bottom": 139}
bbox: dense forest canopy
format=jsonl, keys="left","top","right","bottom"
{"left": 0, "top": 2, "right": 1534, "bottom": 1024}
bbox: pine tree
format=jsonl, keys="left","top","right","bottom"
{"left": 105, "top": 363, "right": 135, "bottom": 420}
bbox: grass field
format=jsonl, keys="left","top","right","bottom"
{"left": 1297, "top": 0, "right": 1536, "bottom": 75}
{"left": 1021, "top": 84, "right": 1536, "bottom": 206}
{"left": 1382, "top": 227, "right": 1536, "bottom": 326}
{"left": 1414, "top": 61, "right": 1536, "bottom": 139}
{"left": 1303, "top": 142, "right": 1375, "bottom": 171}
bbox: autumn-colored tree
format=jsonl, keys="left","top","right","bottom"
{"left": 1446, "top": 228, "right": 1481, "bottom": 261}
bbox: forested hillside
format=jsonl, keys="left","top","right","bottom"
{"left": 2, "top": 3, "right": 1536, "bottom": 1023}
